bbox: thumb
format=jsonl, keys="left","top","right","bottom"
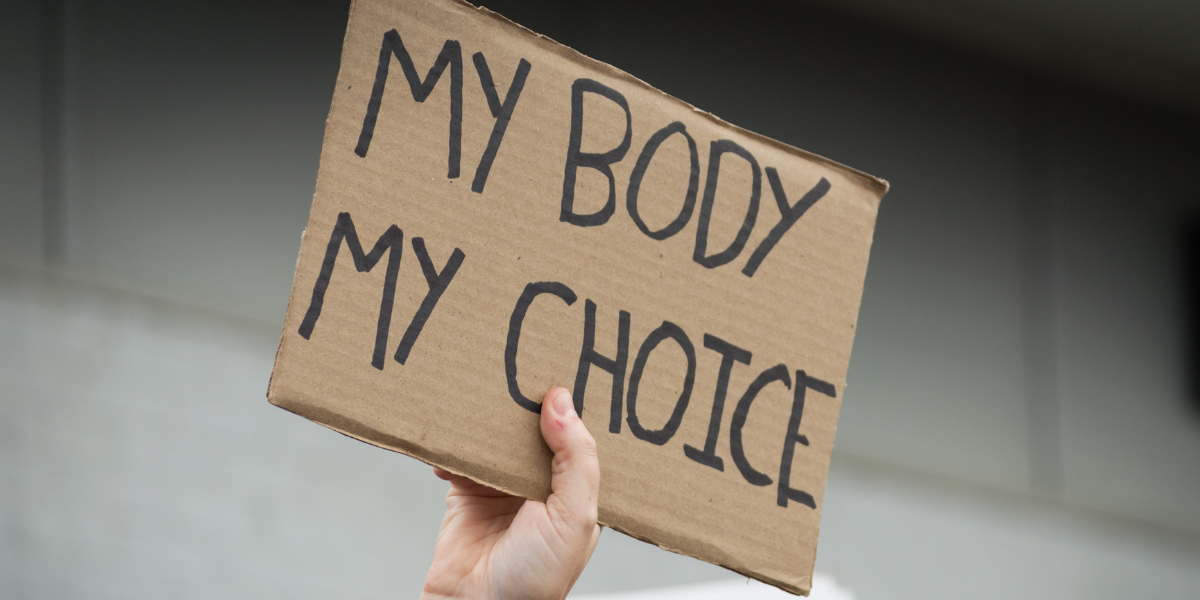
{"left": 540, "top": 387, "right": 600, "bottom": 537}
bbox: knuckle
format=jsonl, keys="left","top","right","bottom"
{"left": 578, "top": 433, "right": 598, "bottom": 459}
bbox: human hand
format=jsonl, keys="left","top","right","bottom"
{"left": 420, "top": 387, "right": 601, "bottom": 600}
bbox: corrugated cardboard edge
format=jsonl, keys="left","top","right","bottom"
{"left": 266, "top": 392, "right": 818, "bottom": 595}
{"left": 265, "top": 0, "right": 892, "bottom": 595}
{"left": 597, "top": 514, "right": 813, "bottom": 596}
{"left": 266, "top": 395, "right": 813, "bottom": 597}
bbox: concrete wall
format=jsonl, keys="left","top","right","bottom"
{"left": 3, "top": 0, "right": 1200, "bottom": 597}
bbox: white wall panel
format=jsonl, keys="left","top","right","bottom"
{"left": 3, "top": 267, "right": 1198, "bottom": 599}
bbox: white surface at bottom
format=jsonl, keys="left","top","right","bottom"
{"left": 572, "top": 574, "right": 853, "bottom": 600}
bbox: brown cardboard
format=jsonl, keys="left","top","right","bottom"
{"left": 267, "top": 0, "right": 887, "bottom": 594}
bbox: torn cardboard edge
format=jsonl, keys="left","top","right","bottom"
{"left": 268, "top": 396, "right": 815, "bottom": 596}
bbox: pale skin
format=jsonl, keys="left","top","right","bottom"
{"left": 420, "top": 387, "right": 602, "bottom": 600}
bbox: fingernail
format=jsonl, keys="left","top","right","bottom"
{"left": 553, "top": 390, "right": 576, "bottom": 417}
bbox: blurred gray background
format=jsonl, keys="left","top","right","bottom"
{"left": 3, "top": 0, "right": 1200, "bottom": 598}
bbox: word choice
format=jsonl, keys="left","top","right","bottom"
{"left": 505, "top": 281, "right": 833, "bottom": 509}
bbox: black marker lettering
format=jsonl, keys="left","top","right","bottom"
{"left": 573, "top": 299, "right": 630, "bottom": 428}
{"left": 626, "top": 321, "right": 697, "bottom": 445}
{"left": 742, "top": 170, "right": 830, "bottom": 277}
{"left": 626, "top": 121, "right": 699, "bottom": 240}
{"left": 298, "top": 212, "right": 403, "bottom": 371}
{"left": 355, "top": 30, "right": 463, "bottom": 178}
{"left": 393, "top": 238, "right": 466, "bottom": 365}
{"left": 504, "top": 282, "right": 578, "bottom": 413}
{"left": 561, "top": 78, "right": 632, "bottom": 227}
{"left": 683, "top": 334, "right": 752, "bottom": 471}
{"left": 729, "top": 364, "right": 792, "bottom": 486}
{"left": 471, "top": 53, "right": 531, "bottom": 194}
{"left": 693, "top": 140, "right": 761, "bottom": 268}
{"left": 777, "top": 370, "right": 835, "bottom": 509}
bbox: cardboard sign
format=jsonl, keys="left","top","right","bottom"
{"left": 267, "top": 0, "right": 887, "bottom": 594}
